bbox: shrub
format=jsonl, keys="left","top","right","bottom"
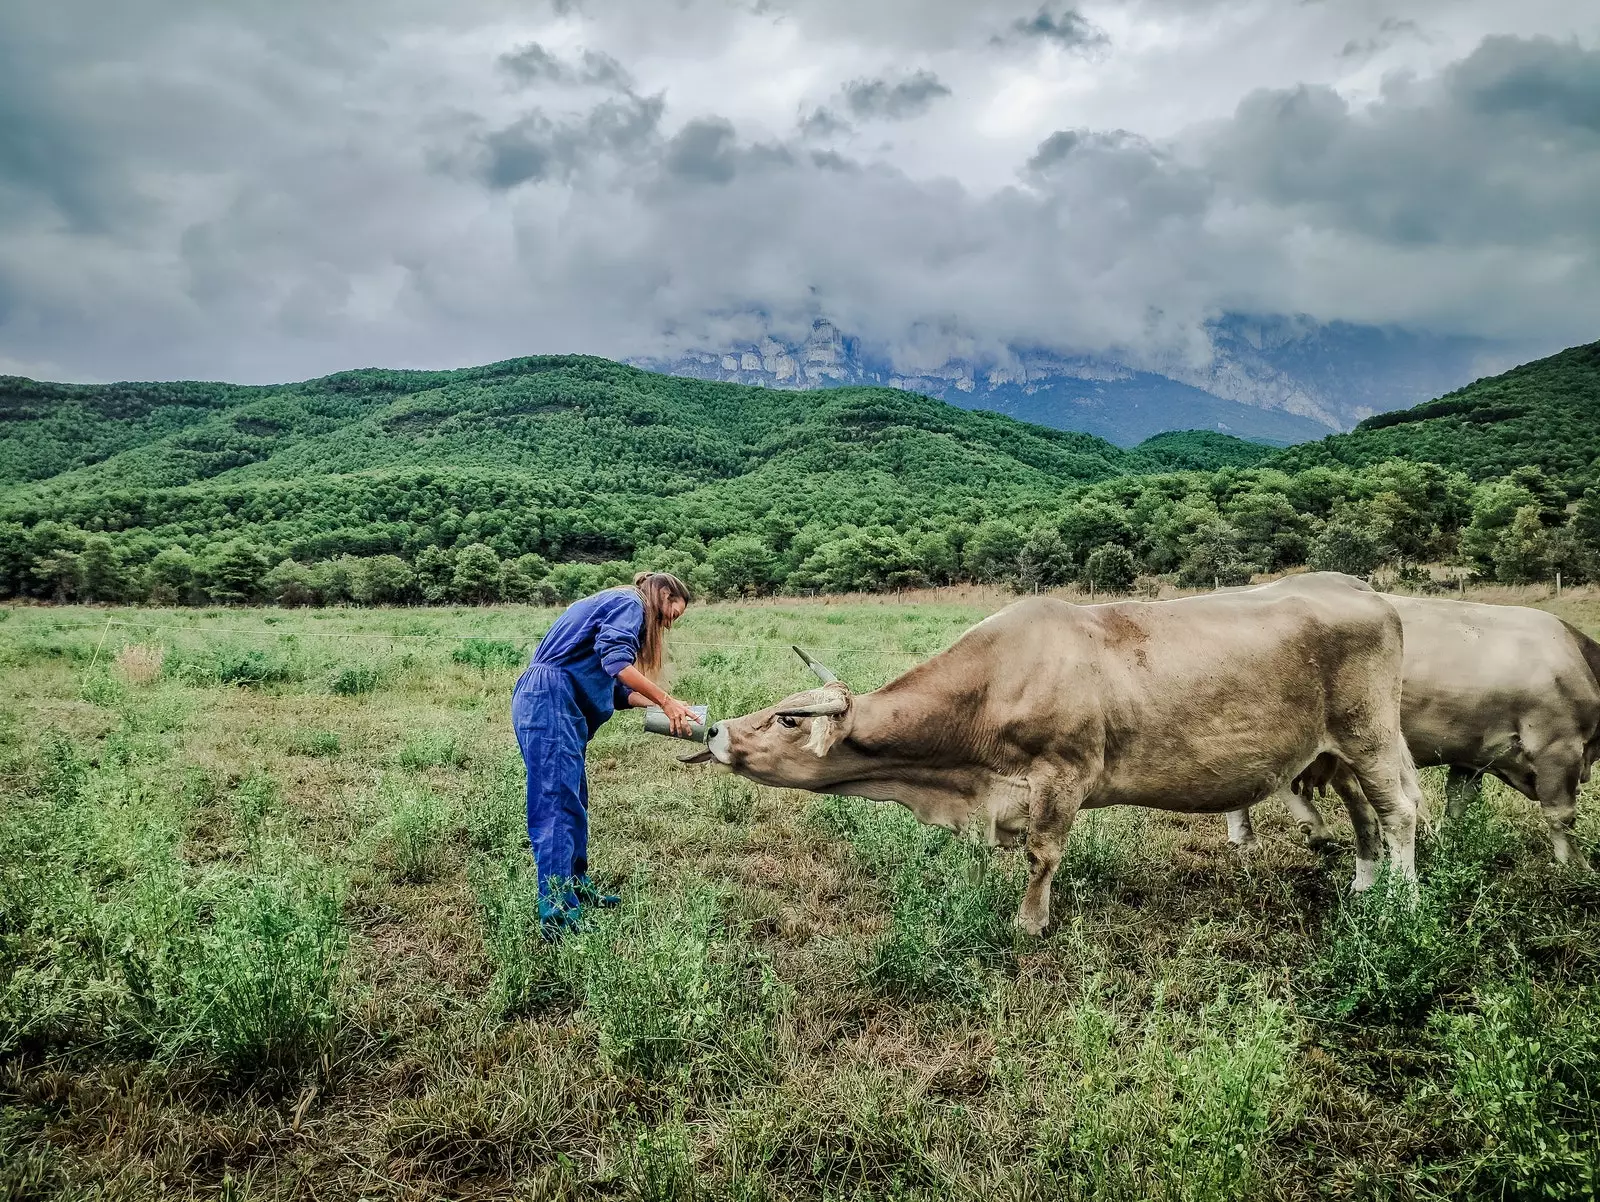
{"left": 1308, "top": 871, "right": 1465, "bottom": 1025}
{"left": 80, "top": 668, "right": 127, "bottom": 708}
{"left": 463, "top": 758, "right": 524, "bottom": 853}
{"left": 1157, "top": 994, "right": 1296, "bottom": 1202}
{"left": 1435, "top": 976, "right": 1600, "bottom": 1200}
{"left": 400, "top": 730, "right": 467, "bottom": 771}
{"left": 171, "top": 862, "right": 347, "bottom": 1076}
{"left": 712, "top": 777, "right": 758, "bottom": 824}
{"left": 821, "top": 798, "right": 1018, "bottom": 1002}
{"left": 231, "top": 771, "right": 280, "bottom": 841}
{"left": 385, "top": 782, "right": 453, "bottom": 884}
{"left": 1, "top": 744, "right": 346, "bottom": 1078}
{"left": 169, "top": 643, "right": 298, "bottom": 687}
{"left": 113, "top": 643, "right": 165, "bottom": 686}
{"left": 329, "top": 664, "right": 382, "bottom": 696}
{"left": 452, "top": 638, "right": 526, "bottom": 671}
{"left": 562, "top": 881, "right": 778, "bottom": 1084}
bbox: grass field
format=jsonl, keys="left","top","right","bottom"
{"left": 2, "top": 592, "right": 1598, "bottom": 1201}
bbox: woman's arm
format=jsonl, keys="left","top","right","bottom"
{"left": 616, "top": 664, "right": 698, "bottom": 735}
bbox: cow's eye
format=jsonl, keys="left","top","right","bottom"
{"left": 777, "top": 715, "right": 799, "bottom": 729}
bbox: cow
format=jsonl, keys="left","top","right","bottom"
{"left": 1225, "top": 594, "right": 1600, "bottom": 868}
{"left": 683, "top": 573, "right": 1423, "bottom": 934}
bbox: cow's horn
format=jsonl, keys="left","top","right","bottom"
{"left": 792, "top": 645, "right": 839, "bottom": 685}
{"left": 776, "top": 686, "right": 850, "bottom": 717}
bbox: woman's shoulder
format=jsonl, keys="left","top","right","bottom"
{"left": 592, "top": 587, "right": 644, "bottom": 618}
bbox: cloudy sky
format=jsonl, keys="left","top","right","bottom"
{"left": 1, "top": 0, "right": 1596, "bottom": 383}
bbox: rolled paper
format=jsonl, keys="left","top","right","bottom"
{"left": 643, "top": 704, "right": 710, "bottom": 743}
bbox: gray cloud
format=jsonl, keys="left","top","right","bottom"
{"left": 664, "top": 117, "right": 738, "bottom": 183}
{"left": 1004, "top": 6, "right": 1108, "bottom": 50}
{"left": 0, "top": 1, "right": 1594, "bottom": 386}
{"left": 500, "top": 41, "right": 633, "bottom": 90}
{"left": 1339, "top": 16, "right": 1424, "bottom": 60}
{"left": 842, "top": 70, "right": 952, "bottom": 119}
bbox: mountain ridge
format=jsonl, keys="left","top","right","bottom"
{"left": 629, "top": 314, "right": 1522, "bottom": 446}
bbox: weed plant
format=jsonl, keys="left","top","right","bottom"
{"left": 329, "top": 664, "right": 382, "bottom": 695}
{"left": 452, "top": 638, "right": 527, "bottom": 670}
{"left": 286, "top": 728, "right": 342, "bottom": 757}
{"left": 818, "top": 797, "right": 1020, "bottom": 1001}
{"left": 383, "top": 779, "right": 453, "bottom": 883}
{"left": 1434, "top": 974, "right": 1600, "bottom": 1199}
{"left": 399, "top": 729, "right": 467, "bottom": 771}
{"left": 561, "top": 880, "right": 780, "bottom": 1087}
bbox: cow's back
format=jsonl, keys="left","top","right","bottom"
{"left": 961, "top": 581, "right": 1401, "bottom": 814}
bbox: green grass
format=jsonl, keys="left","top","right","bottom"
{"left": 0, "top": 597, "right": 1597, "bottom": 1199}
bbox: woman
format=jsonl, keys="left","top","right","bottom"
{"left": 512, "top": 571, "right": 698, "bottom": 933}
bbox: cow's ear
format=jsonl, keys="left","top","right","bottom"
{"left": 806, "top": 699, "right": 852, "bottom": 757}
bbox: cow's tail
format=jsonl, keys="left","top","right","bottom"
{"left": 1560, "top": 618, "right": 1600, "bottom": 775}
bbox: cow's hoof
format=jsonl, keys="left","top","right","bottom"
{"left": 1306, "top": 834, "right": 1341, "bottom": 853}
{"left": 1014, "top": 911, "right": 1047, "bottom": 937}
{"left": 1228, "top": 836, "right": 1261, "bottom": 854}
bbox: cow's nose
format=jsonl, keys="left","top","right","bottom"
{"left": 706, "top": 722, "right": 721, "bottom": 739}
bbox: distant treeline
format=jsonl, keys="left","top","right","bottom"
{"left": 4, "top": 457, "right": 1597, "bottom": 606}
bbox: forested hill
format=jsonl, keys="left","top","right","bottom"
{"left": 2, "top": 344, "right": 1597, "bottom": 605}
{"left": 0, "top": 357, "right": 1147, "bottom": 496}
{"left": 1269, "top": 340, "right": 1600, "bottom": 481}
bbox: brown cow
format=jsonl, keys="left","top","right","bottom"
{"left": 1227, "top": 593, "right": 1600, "bottom": 867}
{"left": 686, "top": 573, "right": 1422, "bottom": 933}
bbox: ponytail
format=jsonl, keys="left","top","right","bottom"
{"left": 629, "top": 570, "right": 693, "bottom": 679}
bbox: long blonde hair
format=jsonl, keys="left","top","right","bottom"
{"left": 628, "top": 570, "right": 693, "bottom": 679}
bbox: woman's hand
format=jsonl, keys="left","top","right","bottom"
{"left": 659, "top": 695, "right": 699, "bottom": 737}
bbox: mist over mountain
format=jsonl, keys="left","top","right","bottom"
{"left": 632, "top": 314, "right": 1530, "bottom": 446}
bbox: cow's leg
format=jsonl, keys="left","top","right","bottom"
{"left": 1444, "top": 766, "right": 1481, "bottom": 822}
{"left": 1285, "top": 789, "right": 1336, "bottom": 850}
{"left": 1533, "top": 753, "right": 1587, "bottom": 868}
{"left": 1225, "top": 807, "right": 1258, "bottom": 850}
{"left": 1340, "top": 781, "right": 1382, "bottom": 893}
{"left": 1016, "top": 770, "right": 1085, "bottom": 936}
{"left": 1345, "top": 741, "right": 1419, "bottom": 888}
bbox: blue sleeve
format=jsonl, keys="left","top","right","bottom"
{"left": 595, "top": 593, "right": 645, "bottom": 677}
{"left": 613, "top": 680, "right": 635, "bottom": 710}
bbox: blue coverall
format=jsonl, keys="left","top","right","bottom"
{"left": 511, "top": 588, "right": 644, "bottom": 922}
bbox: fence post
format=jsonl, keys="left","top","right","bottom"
{"left": 1556, "top": 572, "right": 1561, "bottom": 598}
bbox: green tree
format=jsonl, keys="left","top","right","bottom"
{"left": 1082, "top": 543, "right": 1136, "bottom": 594}
{"left": 414, "top": 546, "right": 456, "bottom": 604}
{"left": 496, "top": 554, "right": 545, "bottom": 604}
{"left": 355, "top": 554, "right": 418, "bottom": 605}
{"left": 145, "top": 547, "right": 197, "bottom": 605}
{"left": 309, "top": 556, "right": 360, "bottom": 605}
{"left": 263, "top": 558, "right": 317, "bottom": 606}
{"left": 1016, "top": 528, "right": 1074, "bottom": 591}
{"left": 963, "top": 520, "right": 1025, "bottom": 583}
{"left": 1309, "top": 516, "right": 1387, "bottom": 577}
{"left": 452, "top": 543, "right": 503, "bottom": 603}
{"left": 1493, "top": 506, "right": 1552, "bottom": 584}
{"left": 911, "top": 530, "right": 959, "bottom": 585}
{"left": 704, "top": 536, "right": 777, "bottom": 598}
{"left": 1058, "top": 500, "right": 1133, "bottom": 564}
{"left": 79, "top": 535, "right": 124, "bottom": 603}
{"left": 203, "top": 540, "right": 269, "bottom": 603}
{"left": 1178, "top": 518, "right": 1251, "bottom": 588}
{"left": 1572, "top": 487, "right": 1600, "bottom": 550}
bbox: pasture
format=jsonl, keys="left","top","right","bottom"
{"left": 2, "top": 594, "right": 1598, "bottom": 1201}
